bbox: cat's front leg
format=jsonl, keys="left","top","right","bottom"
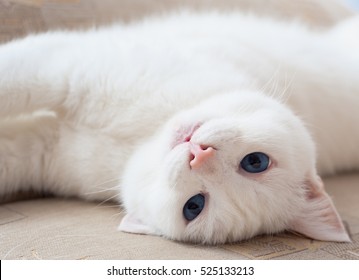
{"left": 0, "top": 34, "right": 73, "bottom": 117}
{"left": 0, "top": 32, "right": 127, "bottom": 130}
{"left": 0, "top": 113, "right": 123, "bottom": 201}
{"left": 0, "top": 113, "right": 60, "bottom": 199}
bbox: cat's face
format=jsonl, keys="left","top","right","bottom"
{"left": 119, "top": 91, "right": 350, "bottom": 244}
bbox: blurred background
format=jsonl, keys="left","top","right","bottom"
{"left": 0, "top": 0, "right": 357, "bottom": 43}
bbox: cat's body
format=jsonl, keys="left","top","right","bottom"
{"left": 1, "top": 12, "right": 358, "bottom": 244}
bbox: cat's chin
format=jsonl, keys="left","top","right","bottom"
{"left": 171, "top": 123, "right": 202, "bottom": 149}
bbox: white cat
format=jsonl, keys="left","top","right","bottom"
{"left": 0, "top": 12, "right": 358, "bottom": 244}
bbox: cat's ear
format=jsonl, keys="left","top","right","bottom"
{"left": 118, "top": 213, "right": 159, "bottom": 236}
{"left": 289, "top": 174, "right": 351, "bottom": 242}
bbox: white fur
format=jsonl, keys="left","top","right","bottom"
{"left": 1, "top": 12, "right": 358, "bottom": 244}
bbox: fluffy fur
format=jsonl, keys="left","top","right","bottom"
{"left": 1, "top": 12, "right": 358, "bottom": 244}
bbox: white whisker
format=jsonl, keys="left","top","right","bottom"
{"left": 277, "top": 71, "right": 296, "bottom": 103}
{"left": 259, "top": 63, "right": 282, "bottom": 95}
{"left": 84, "top": 178, "right": 120, "bottom": 196}
{"left": 110, "top": 210, "right": 126, "bottom": 220}
{"left": 84, "top": 185, "right": 118, "bottom": 195}
{"left": 95, "top": 191, "right": 122, "bottom": 208}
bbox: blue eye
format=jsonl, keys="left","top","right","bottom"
{"left": 183, "top": 194, "right": 205, "bottom": 221}
{"left": 240, "top": 152, "right": 270, "bottom": 173}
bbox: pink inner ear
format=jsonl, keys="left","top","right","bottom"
{"left": 118, "top": 213, "right": 158, "bottom": 236}
{"left": 290, "top": 175, "right": 351, "bottom": 242}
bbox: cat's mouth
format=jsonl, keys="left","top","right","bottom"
{"left": 171, "top": 123, "right": 202, "bottom": 149}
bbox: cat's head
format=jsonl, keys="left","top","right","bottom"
{"left": 119, "top": 91, "right": 350, "bottom": 244}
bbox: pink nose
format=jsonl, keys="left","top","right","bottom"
{"left": 189, "top": 143, "right": 215, "bottom": 169}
